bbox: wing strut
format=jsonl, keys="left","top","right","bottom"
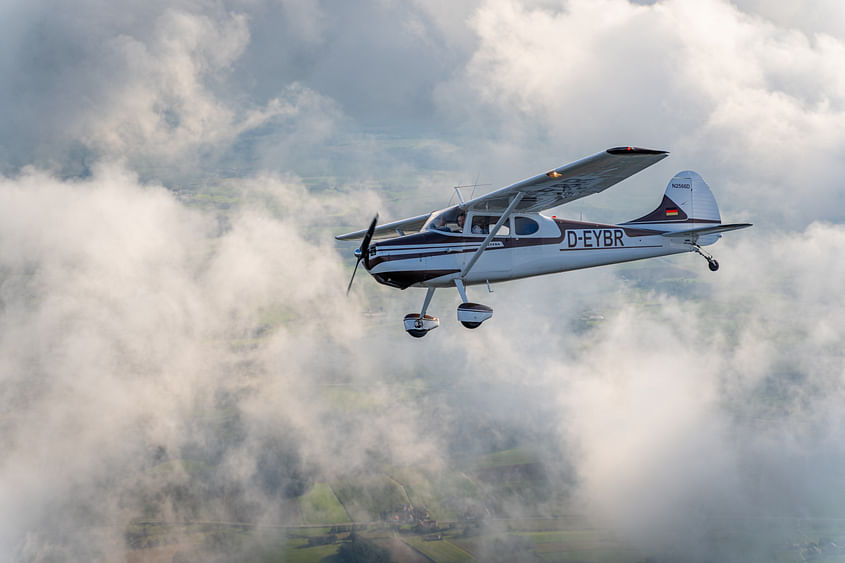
{"left": 460, "top": 192, "right": 524, "bottom": 279}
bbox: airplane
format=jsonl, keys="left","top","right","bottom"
{"left": 337, "top": 147, "right": 752, "bottom": 337}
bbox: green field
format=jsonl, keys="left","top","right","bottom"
{"left": 127, "top": 449, "right": 845, "bottom": 563}
{"left": 319, "top": 386, "right": 385, "bottom": 411}
{"left": 332, "top": 474, "right": 408, "bottom": 521}
{"left": 473, "top": 446, "right": 541, "bottom": 469}
{"left": 298, "top": 482, "right": 350, "bottom": 525}
{"left": 520, "top": 530, "right": 641, "bottom": 562}
{"left": 403, "top": 535, "right": 474, "bottom": 563}
{"left": 282, "top": 539, "right": 340, "bottom": 563}
{"left": 447, "top": 529, "right": 643, "bottom": 563}
{"left": 389, "top": 467, "right": 480, "bottom": 521}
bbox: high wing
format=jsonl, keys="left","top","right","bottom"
{"left": 335, "top": 213, "right": 431, "bottom": 241}
{"left": 335, "top": 147, "right": 668, "bottom": 241}
{"left": 464, "top": 147, "right": 668, "bottom": 214}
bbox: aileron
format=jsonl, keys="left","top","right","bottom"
{"left": 464, "top": 147, "right": 669, "bottom": 214}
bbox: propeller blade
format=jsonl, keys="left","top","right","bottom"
{"left": 345, "top": 213, "right": 378, "bottom": 296}
{"left": 361, "top": 213, "right": 379, "bottom": 270}
{"left": 346, "top": 257, "right": 362, "bottom": 295}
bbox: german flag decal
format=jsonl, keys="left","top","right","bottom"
{"left": 665, "top": 208, "right": 679, "bottom": 216}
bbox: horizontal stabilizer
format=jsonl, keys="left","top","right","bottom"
{"left": 661, "top": 223, "right": 753, "bottom": 239}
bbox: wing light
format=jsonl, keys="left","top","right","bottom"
{"left": 546, "top": 170, "right": 562, "bottom": 178}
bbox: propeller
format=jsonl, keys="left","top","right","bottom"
{"left": 346, "top": 214, "right": 379, "bottom": 295}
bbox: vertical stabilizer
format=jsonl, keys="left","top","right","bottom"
{"left": 624, "top": 171, "right": 721, "bottom": 231}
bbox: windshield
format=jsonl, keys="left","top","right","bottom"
{"left": 425, "top": 207, "right": 464, "bottom": 234}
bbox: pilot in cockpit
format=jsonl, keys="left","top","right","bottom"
{"left": 456, "top": 212, "right": 466, "bottom": 232}
{"left": 433, "top": 215, "right": 450, "bottom": 231}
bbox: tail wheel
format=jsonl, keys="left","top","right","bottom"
{"left": 708, "top": 259, "right": 719, "bottom": 272}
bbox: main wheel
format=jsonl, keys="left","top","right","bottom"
{"left": 708, "top": 259, "right": 719, "bottom": 271}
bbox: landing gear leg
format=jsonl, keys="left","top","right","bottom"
{"left": 690, "top": 243, "right": 719, "bottom": 271}
{"left": 417, "top": 287, "right": 436, "bottom": 327}
{"left": 454, "top": 279, "right": 469, "bottom": 303}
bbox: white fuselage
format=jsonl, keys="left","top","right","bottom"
{"left": 367, "top": 213, "right": 703, "bottom": 289}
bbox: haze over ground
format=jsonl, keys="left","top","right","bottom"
{"left": 1, "top": 1, "right": 845, "bottom": 561}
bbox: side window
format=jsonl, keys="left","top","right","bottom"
{"left": 471, "top": 216, "right": 509, "bottom": 236}
{"left": 514, "top": 216, "right": 539, "bottom": 235}
{"left": 498, "top": 218, "right": 510, "bottom": 236}
{"left": 470, "top": 216, "right": 490, "bottom": 235}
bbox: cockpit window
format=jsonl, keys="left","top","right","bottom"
{"left": 426, "top": 209, "right": 516, "bottom": 236}
{"left": 514, "top": 216, "right": 539, "bottom": 235}
{"left": 470, "top": 216, "right": 489, "bottom": 235}
{"left": 426, "top": 208, "right": 464, "bottom": 233}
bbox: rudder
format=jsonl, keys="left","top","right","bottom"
{"left": 625, "top": 171, "right": 721, "bottom": 229}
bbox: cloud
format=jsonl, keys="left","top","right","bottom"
{"left": 87, "top": 9, "right": 253, "bottom": 159}
{"left": 0, "top": 1, "right": 331, "bottom": 180}
{"left": 733, "top": 0, "right": 845, "bottom": 39}
{"left": 0, "top": 164, "right": 423, "bottom": 559}
{"left": 521, "top": 222, "right": 845, "bottom": 557}
{"left": 434, "top": 0, "right": 845, "bottom": 227}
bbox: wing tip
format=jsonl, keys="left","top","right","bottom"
{"left": 606, "top": 146, "right": 669, "bottom": 156}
